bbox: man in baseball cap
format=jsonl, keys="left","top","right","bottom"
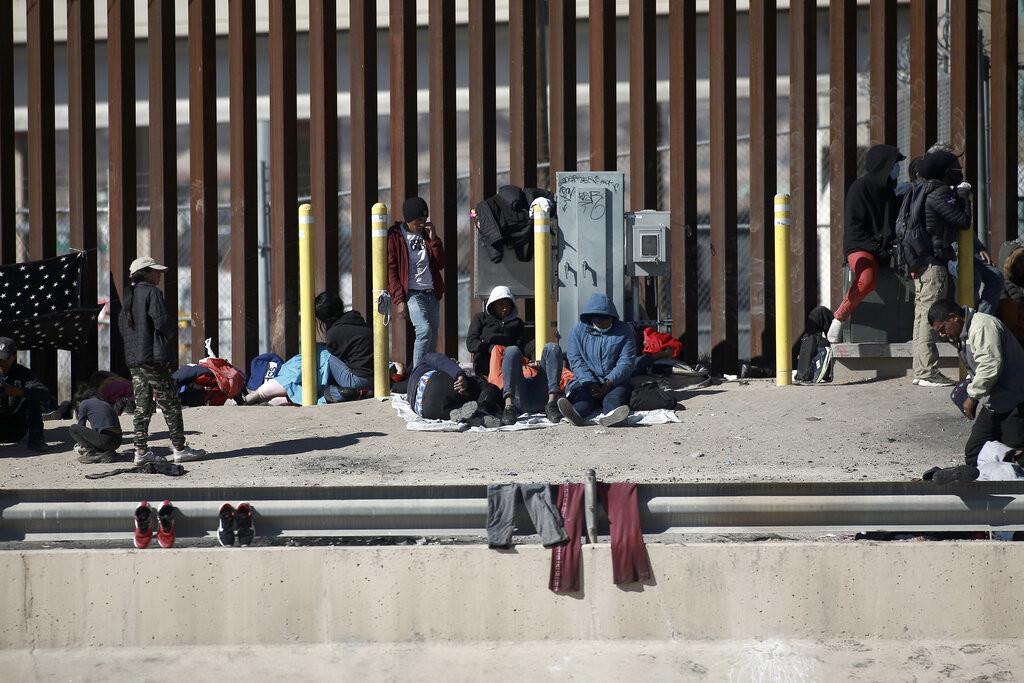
{"left": 0, "top": 336, "right": 52, "bottom": 451}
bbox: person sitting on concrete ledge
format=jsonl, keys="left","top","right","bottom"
{"left": 559, "top": 293, "right": 637, "bottom": 428}
{"left": 0, "top": 337, "right": 51, "bottom": 452}
{"left": 406, "top": 352, "right": 499, "bottom": 427}
{"left": 929, "top": 299, "right": 1024, "bottom": 466}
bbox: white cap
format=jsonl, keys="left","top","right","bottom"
{"left": 129, "top": 256, "right": 168, "bottom": 276}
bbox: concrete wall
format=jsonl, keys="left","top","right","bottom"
{"left": 2, "top": 543, "right": 1023, "bottom": 649}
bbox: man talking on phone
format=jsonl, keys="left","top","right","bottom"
{"left": 387, "top": 197, "right": 448, "bottom": 368}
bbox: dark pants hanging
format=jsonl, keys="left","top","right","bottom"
{"left": 549, "top": 483, "right": 585, "bottom": 593}
{"left": 486, "top": 483, "right": 567, "bottom": 548}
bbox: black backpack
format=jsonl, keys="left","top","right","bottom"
{"left": 795, "top": 334, "right": 833, "bottom": 383}
{"left": 629, "top": 381, "right": 678, "bottom": 411}
{"left": 890, "top": 182, "right": 932, "bottom": 276}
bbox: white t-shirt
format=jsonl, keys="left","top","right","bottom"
{"left": 404, "top": 227, "right": 434, "bottom": 291}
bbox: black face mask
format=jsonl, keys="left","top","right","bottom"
{"left": 947, "top": 168, "right": 964, "bottom": 185}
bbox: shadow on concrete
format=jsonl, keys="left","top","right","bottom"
{"left": 202, "top": 431, "right": 388, "bottom": 460}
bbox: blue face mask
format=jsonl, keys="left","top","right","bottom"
{"left": 592, "top": 322, "right": 610, "bottom": 334}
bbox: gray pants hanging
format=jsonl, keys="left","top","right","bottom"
{"left": 487, "top": 483, "right": 568, "bottom": 548}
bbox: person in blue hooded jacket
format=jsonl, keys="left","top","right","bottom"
{"left": 557, "top": 293, "right": 637, "bottom": 427}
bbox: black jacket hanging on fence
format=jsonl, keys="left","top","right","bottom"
{"left": 475, "top": 185, "right": 555, "bottom": 264}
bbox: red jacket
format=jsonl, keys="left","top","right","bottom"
{"left": 387, "top": 223, "right": 446, "bottom": 305}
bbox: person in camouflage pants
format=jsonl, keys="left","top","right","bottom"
{"left": 130, "top": 364, "right": 185, "bottom": 452}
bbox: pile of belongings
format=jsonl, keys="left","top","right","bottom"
{"left": 473, "top": 185, "right": 555, "bottom": 263}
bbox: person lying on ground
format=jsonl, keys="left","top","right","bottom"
{"left": 317, "top": 291, "right": 374, "bottom": 402}
{"left": 929, "top": 299, "right": 1024, "bottom": 467}
{"left": 909, "top": 151, "right": 973, "bottom": 388}
{"left": 119, "top": 257, "right": 206, "bottom": 464}
{"left": 559, "top": 293, "right": 637, "bottom": 428}
{"left": 0, "top": 337, "right": 51, "bottom": 452}
{"left": 406, "top": 352, "right": 499, "bottom": 427}
{"left": 466, "top": 285, "right": 531, "bottom": 380}
{"left": 71, "top": 396, "right": 123, "bottom": 464}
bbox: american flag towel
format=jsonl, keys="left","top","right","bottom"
{"left": 0, "top": 251, "right": 102, "bottom": 351}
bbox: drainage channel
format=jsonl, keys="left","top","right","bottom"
{"left": 4, "top": 480, "right": 1024, "bottom": 542}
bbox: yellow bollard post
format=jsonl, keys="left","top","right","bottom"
{"left": 531, "top": 198, "right": 551, "bottom": 351}
{"left": 372, "top": 203, "right": 390, "bottom": 399}
{"left": 956, "top": 226, "right": 975, "bottom": 309}
{"left": 298, "top": 204, "right": 317, "bottom": 406}
{"left": 774, "top": 194, "right": 791, "bottom": 386}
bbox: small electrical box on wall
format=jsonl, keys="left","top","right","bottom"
{"left": 625, "top": 211, "right": 671, "bottom": 277}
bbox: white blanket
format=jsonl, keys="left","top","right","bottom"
{"left": 390, "top": 394, "right": 680, "bottom": 433}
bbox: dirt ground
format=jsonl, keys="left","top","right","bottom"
{"left": 0, "top": 377, "right": 972, "bottom": 489}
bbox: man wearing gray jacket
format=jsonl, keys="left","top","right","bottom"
{"left": 929, "top": 300, "right": 1024, "bottom": 465}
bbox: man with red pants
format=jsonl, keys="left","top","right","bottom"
{"left": 827, "top": 144, "right": 905, "bottom": 345}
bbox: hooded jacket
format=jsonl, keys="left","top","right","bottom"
{"left": 386, "top": 223, "right": 446, "bottom": 305}
{"left": 566, "top": 294, "right": 637, "bottom": 392}
{"left": 842, "top": 144, "right": 904, "bottom": 258}
{"left": 117, "top": 281, "right": 176, "bottom": 368}
{"left": 915, "top": 151, "right": 972, "bottom": 265}
{"left": 325, "top": 310, "right": 374, "bottom": 379}
{"left": 466, "top": 285, "right": 529, "bottom": 378}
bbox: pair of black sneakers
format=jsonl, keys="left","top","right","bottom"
{"left": 218, "top": 502, "right": 255, "bottom": 547}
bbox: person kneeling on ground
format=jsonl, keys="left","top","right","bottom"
{"left": 318, "top": 291, "right": 374, "bottom": 402}
{"left": 559, "top": 293, "right": 637, "bottom": 427}
{"left": 929, "top": 299, "right": 1024, "bottom": 467}
{"left": 408, "top": 352, "right": 499, "bottom": 428}
{"left": 466, "top": 285, "right": 531, "bottom": 380}
{"left": 71, "top": 396, "right": 123, "bottom": 464}
{"left": 0, "top": 337, "right": 51, "bottom": 451}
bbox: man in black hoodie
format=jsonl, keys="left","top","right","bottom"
{"left": 316, "top": 292, "right": 374, "bottom": 401}
{"left": 909, "top": 150, "right": 973, "bottom": 387}
{"left": 826, "top": 144, "right": 905, "bottom": 344}
{"left": 0, "top": 337, "right": 51, "bottom": 451}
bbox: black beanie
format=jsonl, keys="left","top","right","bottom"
{"left": 917, "top": 151, "right": 958, "bottom": 181}
{"left": 402, "top": 197, "right": 428, "bottom": 221}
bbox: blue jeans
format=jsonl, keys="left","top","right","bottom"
{"left": 327, "top": 356, "right": 372, "bottom": 391}
{"left": 406, "top": 290, "right": 440, "bottom": 369}
{"left": 502, "top": 343, "right": 563, "bottom": 413}
{"left": 567, "top": 383, "right": 631, "bottom": 420}
{"left": 950, "top": 257, "right": 1004, "bottom": 315}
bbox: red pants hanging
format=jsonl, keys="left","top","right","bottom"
{"left": 549, "top": 482, "right": 651, "bottom": 593}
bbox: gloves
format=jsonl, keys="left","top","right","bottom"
{"left": 956, "top": 182, "right": 972, "bottom": 198}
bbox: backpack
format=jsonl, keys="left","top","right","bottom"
{"left": 196, "top": 357, "right": 246, "bottom": 400}
{"left": 795, "top": 334, "right": 833, "bottom": 383}
{"left": 247, "top": 352, "right": 284, "bottom": 391}
{"left": 890, "top": 182, "right": 933, "bottom": 276}
{"left": 629, "top": 381, "right": 678, "bottom": 411}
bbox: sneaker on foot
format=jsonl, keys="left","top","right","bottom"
{"left": 916, "top": 376, "right": 955, "bottom": 388}
{"left": 597, "top": 405, "right": 631, "bottom": 427}
{"left": 134, "top": 450, "right": 167, "bottom": 466}
{"left": 234, "top": 502, "right": 255, "bottom": 546}
{"left": 157, "top": 500, "right": 176, "bottom": 549}
{"left": 500, "top": 405, "right": 519, "bottom": 426}
{"left": 545, "top": 400, "right": 563, "bottom": 424}
{"left": 134, "top": 501, "right": 154, "bottom": 549}
{"left": 73, "top": 443, "right": 89, "bottom": 457}
{"left": 78, "top": 450, "right": 114, "bottom": 464}
{"left": 826, "top": 317, "right": 843, "bottom": 344}
{"left": 172, "top": 446, "right": 206, "bottom": 463}
{"left": 557, "top": 397, "right": 587, "bottom": 427}
{"left": 449, "top": 401, "right": 478, "bottom": 423}
{"left": 482, "top": 414, "right": 502, "bottom": 429}
{"left": 218, "top": 503, "right": 236, "bottom": 547}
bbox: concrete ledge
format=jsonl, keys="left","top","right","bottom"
{"left": 2, "top": 543, "right": 1023, "bottom": 649}
{"left": 831, "top": 342, "right": 959, "bottom": 359}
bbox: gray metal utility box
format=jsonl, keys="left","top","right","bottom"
{"left": 841, "top": 266, "right": 915, "bottom": 343}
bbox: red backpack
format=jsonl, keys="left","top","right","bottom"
{"left": 196, "top": 357, "right": 245, "bottom": 402}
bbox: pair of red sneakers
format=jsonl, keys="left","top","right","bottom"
{"left": 134, "top": 500, "right": 176, "bottom": 549}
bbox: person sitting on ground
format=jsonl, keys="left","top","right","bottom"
{"left": 466, "top": 285, "right": 531, "bottom": 380}
{"left": 558, "top": 293, "right": 637, "bottom": 428}
{"left": 492, "top": 340, "right": 566, "bottom": 426}
{"left": 318, "top": 291, "right": 374, "bottom": 402}
{"left": 929, "top": 299, "right": 1024, "bottom": 467}
{"left": 71, "top": 395, "right": 123, "bottom": 464}
{"left": 406, "top": 351, "right": 498, "bottom": 427}
{"left": 119, "top": 257, "right": 206, "bottom": 464}
{"left": 999, "top": 245, "right": 1024, "bottom": 342}
{"left": 0, "top": 337, "right": 51, "bottom": 452}
{"left": 909, "top": 151, "right": 973, "bottom": 388}
{"left": 825, "top": 144, "right": 905, "bottom": 344}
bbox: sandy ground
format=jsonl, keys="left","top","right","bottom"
{"left": 2, "top": 639, "right": 1020, "bottom": 682}
{"left": 1, "top": 377, "right": 972, "bottom": 489}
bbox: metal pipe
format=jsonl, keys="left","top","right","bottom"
{"left": 774, "top": 194, "right": 791, "bottom": 386}
{"left": 372, "top": 202, "right": 390, "bottom": 399}
{"left": 584, "top": 469, "right": 598, "bottom": 543}
{"left": 298, "top": 204, "right": 316, "bottom": 406}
